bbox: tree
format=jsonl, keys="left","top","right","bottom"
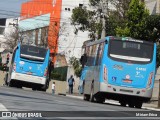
{"left": 116, "top": 0, "right": 149, "bottom": 40}
{"left": 3, "top": 27, "right": 24, "bottom": 50}
{"left": 71, "top": 0, "right": 131, "bottom": 39}
{"left": 69, "top": 56, "right": 82, "bottom": 77}
{"left": 145, "top": 15, "right": 160, "bottom": 42}
{"left": 106, "top": 0, "right": 131, "bottom": 36}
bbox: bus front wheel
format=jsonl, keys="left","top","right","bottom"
{"left": 83, "top": 94, "right": 90, "bottom": 101}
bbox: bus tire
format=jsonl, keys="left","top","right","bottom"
{"left": 96, "top": 98, "right": 105, "bottom": 103}
{"left": 128, "top": 102, "right": 134, "bottom": 108}
{"left": 83, "top": 94, "right": 90, "bottom": 101}
{"left": 135, "top": 102, "right": 143, "bottom": 109}
{"left": 119, "top": 101, "right": 127, "bottom": 107}
{"left": 32, "top": 87, "right": 36, "bottom": 91}
{"left": 8, "top": 81, "right": 13, "bottom": 87}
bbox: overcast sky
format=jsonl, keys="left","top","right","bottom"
{"left": 0, "top": 0, "right": 29, "bottom": 18}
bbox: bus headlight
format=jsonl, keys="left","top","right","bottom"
{"left": 146, "top": 72, "right": 154, "bottom": 89}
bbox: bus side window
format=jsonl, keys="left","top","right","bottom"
{"left": 95, "top": 42, "right": 104, "bottom": 65}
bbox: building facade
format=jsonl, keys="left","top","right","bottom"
{"left": 20, "top": 0, "right": 90, "bottom": 64}
{"left": 20, "top": 0, "right": 62, "bottom": 62}
{"left": 58, "top": 0, "right": 90, "bottom": 63}
{"left": 145, "top": 0, "right": 160, "bottom": 14}
{"left": 0, "top": 18, "right": 19, "bottom": 64}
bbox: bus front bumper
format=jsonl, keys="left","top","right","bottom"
{"left": 11, "top": 72, "right": 46, "bottom": 85}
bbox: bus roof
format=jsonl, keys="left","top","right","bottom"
{"left": 83, "top": 36, "right": 154, "bottom": 47}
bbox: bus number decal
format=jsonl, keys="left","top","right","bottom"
{"left": 113, "top": 64, "right": 123, "bottom": 70}
{"left": 136, "top": 67, "right": 146, "bottom": 71}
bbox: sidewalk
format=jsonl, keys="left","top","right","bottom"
{"left": 65, "top": 93, "right": 160, "bottom": 111}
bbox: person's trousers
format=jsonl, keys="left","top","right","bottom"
{"left": 52, "top": 89, "right": 55, "bottom": 95}
{"left": 69, "top": 85, "right": 73, "bottom": 94}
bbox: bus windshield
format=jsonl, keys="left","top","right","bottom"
{"left": 108, "top": 40, "right": 154, "bottom": 64}
{"left": 20, "top": 45, "right": 47, "bottom": 61}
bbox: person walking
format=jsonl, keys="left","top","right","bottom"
{"left": 68, "top": 75, "right": 75, "bottom": 94}
{"left": 52, "top": 82, "right": 55, "bottom": 95}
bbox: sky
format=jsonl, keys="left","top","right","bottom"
{"left": 0, "top": 0, "right": 29, "bottom": 18}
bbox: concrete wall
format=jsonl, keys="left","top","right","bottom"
{"left": 152, "top": 67, "right": 160, "bottom": 99}
{"left": 66, "top": 66, "right": 80, "bottom": 94}
{"left": 46, "top": 80, "right": 67, "bottom": 95}
{"left": 58, "top": 0, "right": 90, "bottom": 62}
{"left": 0, "top": 71, "right": 6, "bottom": 85}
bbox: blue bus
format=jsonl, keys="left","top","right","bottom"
{"left": 80, "top": 36, "right": 156, "bottom": 108}
{"left": 5, "top": 43, "right": 51, "bottom": 91}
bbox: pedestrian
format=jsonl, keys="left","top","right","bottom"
{"left": 68, "top": 75, "right": 75, "bottom": 94}
{"left": 52, "top": 82, "right": 55, "bottom": 95}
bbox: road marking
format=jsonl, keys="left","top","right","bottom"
{"left": 0, "top": 103, "right": 18, "bottom": 119}
{"left": 0, "top": 103, "right": 8, "bottom": 111}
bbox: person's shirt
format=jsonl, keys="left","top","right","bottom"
{"left": 52, "top": 83, "right": 55, "bottom": 90}
{"left": 68, "top": 77, "right": 74, "bottom": 85}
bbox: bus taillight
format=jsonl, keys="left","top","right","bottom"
{"left": 147, "top": 72, "right": 154, "bottom": 89}
{"left": 44, "top": 68, "right": 48, "bottom": 77}
{"left": 103, "top": 65, "right": 107, "bottom": 82}
{"left": 13, "top": 63, "right": 16, "bottom": 72}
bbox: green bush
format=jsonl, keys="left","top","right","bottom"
{"left": 51, "top": 66, "right": 68, "bottom": 81}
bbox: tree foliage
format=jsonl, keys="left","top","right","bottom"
{"left": 71, "top": 0, "right": 131, "bottom": 39}
{"left": 145, "top": 15, "right": 160, "bottom": 42}
{"left": 116, "top": 0, "right": 149, "bottom": 40}
{"left": 69, "top": 56, "right": 82, "bottom": 77}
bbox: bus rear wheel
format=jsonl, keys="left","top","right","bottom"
{"left": 128, "top": 102, "right": 134, "bottom": 108}
{"left": 96, "top": 98, "right": 105, "bottom": 103}
{"left": 135, "top": 102, "right": 143, "bottom": 109}
{"left": 119, "top": 100, "right": 127, "bottom": 107}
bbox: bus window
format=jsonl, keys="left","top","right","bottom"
{"left": 20, "top": 45, "right": 47, "bottom": 61}
{"left": 109, "top": 40, "right": 153, "bottom": 64}
{"left": 96, "top": 42, "right": 105, "bottom": 65}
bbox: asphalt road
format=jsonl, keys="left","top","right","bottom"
{"left": 0, "top": 86, "right": 159, "bottom": 120}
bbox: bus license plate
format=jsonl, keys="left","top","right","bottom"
{"left": 27, "top": 72, "right": 32, "bottom": 75}
{"left": 123, "top": 79, "right": 132, "bottom": 83}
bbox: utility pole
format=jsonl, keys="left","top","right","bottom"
{"left": 158, "top": 79, "right": 160, "bottom": 108}
{"left": 100, "top": 0, "right": 108, "bottom": 39}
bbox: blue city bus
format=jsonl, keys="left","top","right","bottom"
{"left": 5, "top": 43, "right": 51, "bottom": 91}
{"left": 80, "top": 36, "right": 156, "bottom": 108}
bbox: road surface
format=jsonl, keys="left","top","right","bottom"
{"left": 0, "top": 86, "right": 159, "bottom": 119}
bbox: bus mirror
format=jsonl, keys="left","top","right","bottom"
{"left": 105, "top": 40, "right": 108, "bottom": 44}
{"left": 80, "top": 54, "right": 87, "bottom": 67}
